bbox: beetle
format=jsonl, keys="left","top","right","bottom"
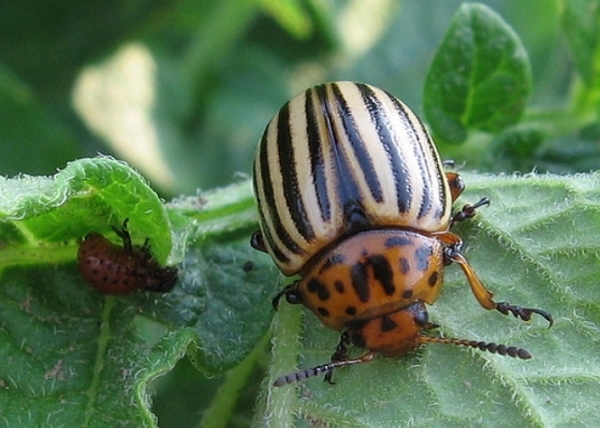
{"left": 251, "top": 81, "right": 553, "bottom": 386}
{"left": 78, "top": 219, "right": 178, "bottom": 295}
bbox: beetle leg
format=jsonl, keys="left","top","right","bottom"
{"left": 450, "top": 197, "right": 490, "bottom": 227}
{"left": 324, "top": 331, "right": 351, "bottom": 384}
{"left": 445, "top": 171, "right": 465, "bottom": 202}
{"left": 418, "top": 335, "right": 533, "bottom": 359}
{"left": 446, "top": 246, "right": 553, "bottom": 327}
{"left": 273, "top": 350, "right": 375, "bottom": 387}
{"left": 495, "top": 302, "right": 553, "bottom": 327}
{"left": 250, "top": 231, "right": 267, "bottom": 252}
{"left": 113, "top": 218, "right": 133, "bottom": 253}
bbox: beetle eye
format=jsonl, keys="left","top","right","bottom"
{"left": 285, "top": 289, "right": 303, "bottom": 305}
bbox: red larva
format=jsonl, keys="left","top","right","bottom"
{"left": 77, "top": 219, "right": 178, "bottom": 295}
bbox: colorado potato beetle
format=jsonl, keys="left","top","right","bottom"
{"left": 78, "top": 219, "right": 178, "bottom": 295}
{"left": 251, "top": 82, "right": 553, "bottom": 386}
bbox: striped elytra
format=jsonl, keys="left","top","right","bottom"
{"left": 253, "top": 81, "right": 451, "bottom": 276}
{"left": 78, "top": 220, "right": 178, "bottom": 295}
{"left": 252, "top": 82, "right": 553, "bottom": 387}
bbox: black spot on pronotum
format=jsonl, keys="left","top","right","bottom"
{"left": 320, "top": 253, "right": 347, "bottom": 273}
{"left": 414, "top": 244, "right": 433, "bottom": 272}
{"left": 399, "top": 257, "right": 410, "bottom": 275}
{"left": 334, "top": 281, "right": 345, "bottom": 294}
{"left": 385, "top": 236, "right": 413, "bottom": 247}
{"left": 350, "top": 262, "right": 370, "bottom": 303}
{"left": 368, "top": 255, "right": 395, "bottom": 296}
{"left": 317, "top": 307, "right": 331, "bottom": 317}
{"left": 345, "top": 306, "right": 357, "bottom": 316}
{"left": 402, "top": 289, "right": 413, "bottom": 299}
{"left": 307, "top": 279, "right": 331, "bottom": 301}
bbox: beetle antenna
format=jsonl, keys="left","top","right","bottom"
{"left": 418, "top": 335, "right": 532, "bottom": 359}
{"left": 273, "top": 352, "right": 375, "bottom": 387}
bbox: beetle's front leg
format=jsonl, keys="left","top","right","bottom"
{"left": 450, "top": 197, "right": 490, "bottom": 227}
{"left": 443, "top": 241, "right": 553, "bottom": 327}
{"left": 324, "top": 331, "right": 351, "bottom": 384}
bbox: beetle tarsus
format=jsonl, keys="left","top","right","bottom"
{"left": 113, "top": 218, "right": 134, "bottom": 253}
{"left": 495, "top": 302, "right": 554, "bottom": 327}
{"left": 450, "top": 197, "right": 490, "bottom": 226}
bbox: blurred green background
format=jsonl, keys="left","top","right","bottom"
{"left": 0, "top": 0, "right": 576, "bottom": 197}
{"left": 0, "top": 0, "right": 589, "bottom": 426}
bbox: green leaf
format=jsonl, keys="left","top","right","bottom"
{"left": 0, "top": 156, "right": 173, "bottom": 264}
{"left": 260, "top": 172, "right": 600, "bottom": 427}
{"left": 424, "top": 3, "right": 532, "bottom": 144}
{"left": 0, "top": 158, "right": 280, "bottom": 426}
{"left": 562, "top": 0, "right": 600, "bottom": 86}
{"left": 0, "top": 64, "right": 80, "bottom": 176}
{"left": 261, "top": 0, "right": 314, "bottom": 39}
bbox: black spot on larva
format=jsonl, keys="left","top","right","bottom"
{"left": 414, "top": 245, "right": 433, "bottom": 272}
{"left": 399, "top": 258, "right": 410, "bottom": 275}
{"left": 345, "top": 306, "right": 357, "bottom": 316}
{"left": 380, "top": 315, "right": 398, "bottom": 332}
{"left": 402, "top": 289, "right": 413, "bottom": 299}
{"left": 317, "top": 307, "right": 330, "bottom": 317}
{"left": 351, "top": 332, "right": 366, "bottom": 348}
{"left": 428, "top": 271, "right": 439, "bottom": 287}
{"left": 306, "top": 279, "right": 331, "bottom": 301}
{"left": 350, "top": 262, "right": 370, "bottom": 303}
{"left": 385, "top": 236, "right": 413, "bottom": 247}
{"left": 334, "top": 281, "right": 345, "bottom": 293}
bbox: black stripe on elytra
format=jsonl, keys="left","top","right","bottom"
{"left": 306, "top": 278, "right": 330, "bottom": 301}
{"left": 358, "top": 84, "right": 411, "bottom": 213}
{"left": 367, "top": 255, "right": 395, "bottom": 296}
{"left": 414, "top": 244, "right": 433, "bottom": 272}
{"left": 306, "top": 88, "right": 331, "bottom": 222}
{"left": 258, "top": 131, "right": 302, "bottom": 256}
{"left": 254, "top": 196, "right": 290, "bottom": 264}
{"left": 350, "top": 262, "right": 370, "bottom": 303}
{"left": 386, "top": 92, "right": 433, "bottom": 219}
{"left": 334, "top": 83, "right": 383, "bottom": 203}
{"left": 316, "top": 84, "right": 364, "bottom": 233}
{"left": 277, "top": 103, "right": 316, "bottom": 242}
{"left": 414, "top": 114, "right": 447, "bottom": 220}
